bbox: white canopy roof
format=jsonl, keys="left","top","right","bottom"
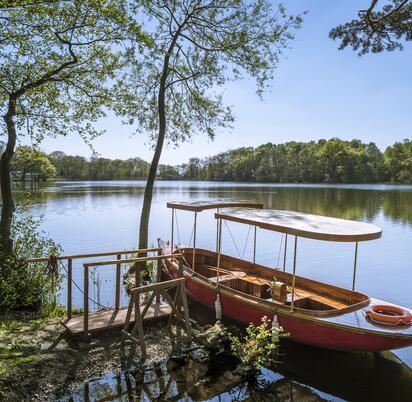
{"left": 167, "top": 200, "right": 263, "bottom": 212}
{"left": 215, "top": 209, "right": 382, "bottom": 242}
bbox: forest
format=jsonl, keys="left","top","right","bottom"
{"left": 6, "top": 138, "right": 412, "bottom": 184}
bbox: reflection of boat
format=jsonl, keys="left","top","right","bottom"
{"left": 279, "top": 341, "right": 412, "bottom": 402}
{"left": 160, "top": 201, "right": 412, "bottom": 352}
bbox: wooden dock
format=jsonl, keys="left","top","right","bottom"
{"left": 62, "top": 303, "right": 172, "bottom": 335}
{"left": 27, "top": 248, "right": 189, "bottom": 343}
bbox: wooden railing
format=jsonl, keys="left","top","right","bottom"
{"left": 81, "top": 253, "right": 182, "bottom": 336}
{"left": 27, "top": 247, "right": 162, "bottom": 320}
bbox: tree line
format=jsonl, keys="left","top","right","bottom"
{"left": 7, "top": 138, "right": 411, "bottom": 184}
{"left": 168, "top": 138, "right": 412, "bottom": 183}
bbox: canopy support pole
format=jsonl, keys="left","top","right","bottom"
{"left": 192, "top": 212, "right": 197, "bottom": 273}
{"left": 217, "top": 218, "right": 222, "bottom": 282}
{"left": 216, "top": 208, "right": 220, "bottom": 252}
{"left": 283, "top": 234, "right": 288, "bottom": 272}
{"left": 352, "top": 242, "right": 359, "bottom": 291}
{"left": 253, "top": 226, "right": 257, "bottom": 265}
{"left": 290, "top": 236, "right": 298, "bottom": 312}
{"left": 171, "top": 208, "right": 174, "bottom": 253}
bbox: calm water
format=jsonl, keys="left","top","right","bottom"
{"left": 22, "top": 180, "right": 412, "bottom": 401}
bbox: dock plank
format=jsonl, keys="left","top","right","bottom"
{"left": 62, "top": 303, "right": 172, "bottom": 335}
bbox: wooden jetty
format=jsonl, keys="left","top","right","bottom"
{"left": 27, "top": 248, "right": 191, "bottom": 356}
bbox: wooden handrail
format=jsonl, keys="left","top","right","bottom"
{"left": 83, "top": 253, "right": 182, "bottom": 268}
{"left": 26, "top": 247, "right": 161, "bottom": 263}
{"left": 130, "top": 277, "right": 184, "bottom": 294}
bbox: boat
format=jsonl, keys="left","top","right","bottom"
{"left": 159, "top": 200, "right": 412, "bottom": 352}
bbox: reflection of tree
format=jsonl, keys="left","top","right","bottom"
{"left": 383, "top": 190, "right": 412, "bottom": 226}
{"left": 187, "top": 185, "right": 412, "bottom": 226}
{"left": 17, "top": 182, "right": 412, "bottom": 230}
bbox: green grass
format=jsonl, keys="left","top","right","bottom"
{"left": 0, "top": 306, "right": 66, "bottom": 376}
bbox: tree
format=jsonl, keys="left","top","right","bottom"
{"left": 12, "top": 146, "right": 57, "bottom": 181}
{"left": 0, "top": 1, "right": 147, "bottom": 255}
{"left": 384, "top": 139, "right": 412, "bottom": 182}
{"left": 330, "top": 0, "right": 412, "bottom": 54}
{"left": 118, "top": 0, "right": 304, "bottom": 251}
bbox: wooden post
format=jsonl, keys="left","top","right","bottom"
{"left": 216, "top": 208, "right": 220, "bottom": 253}
{"left": 131, "top": 289, "right": 147, "bottom": 361}
{"left": 283, "top": 234, "right": 288, "bottom": 272}
{"left": 115, "top": 254, "right": 121, "bottom": 310}
{"left": 180, "top": 280, "right": 192, "bottom": 343}
{"left": 290, "top": 236, "right": 298, "bottom": 312}
{"left": 253, "top": 226, "right": 257, "bottom": 265}
{"left": 216, "top": 219, "right": 222, "bottom": 283}
{"left": 352, "top": 242, "right": 359, "bottom": 291}
{"left": 83, "top": 265, "right": 89, "bottom": 337}
{"left": 192, "top": 212, "right": 197, "bottom": 272}
{"left": 171, "top": 208, "right": 174, "bottom": 252}
{"left": 67, "top": 258, "right": 72, "bottom": 320}
{"left": 156, "top": 249, "right": 161, "bottom": 304}
{"left": 178, "top": 258, "right": 183, "bottom": 278}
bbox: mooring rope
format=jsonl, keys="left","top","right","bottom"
{"left": 224, "top": 220, "right": 242, "bottom": 259}
{"left": 241, "top": 225, "right": 252, "bottom": 259}
{"left": 56, "top": 258, "right": 112, "bottom": 310}
{"left": 175, "top": 210, "right": 194, "bottom": 248}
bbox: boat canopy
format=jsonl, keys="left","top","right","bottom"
{"left": 167, "top": 200, "right": 264, "bottom": 212}
{"left": 215, "top": 209, "right": 382, "bottom": 242}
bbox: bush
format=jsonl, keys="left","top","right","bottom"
{"left": 229, "top": 316, "right": 288, "bottom": 379}
{"left": 0, "top": 212, "right": 62, "bottom": 314}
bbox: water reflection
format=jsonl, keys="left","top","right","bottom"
{"left": 59, "top": 341, "right": 412, "bottom": 402}
{"left": 27, "top": 181, "right": 412, "bottom": 226}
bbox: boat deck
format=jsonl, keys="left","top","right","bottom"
{"left": 318, "top": 298, "right": 412, "bottom": 338}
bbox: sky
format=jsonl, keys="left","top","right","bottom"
{"left": 35, "top": 0, "right": 412, "bottom": 165}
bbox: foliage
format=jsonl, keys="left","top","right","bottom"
{"left": 118, "top": 1, "right": 304, "bottom": 145}
{"left": 330, "top": 0, "right": 412, "bottom": 54}
{"left": 229, "top": 316, "right": 287, "bottom": 378}
{"left": 384, "top": 139, "right": 412, "bottom": 183}
{"left": 12, "top": 146, "right": 57, "bottom": 181}
{"left": 0, "top": 0, "right": 149, "bottom": 255}
{"left": 41, "top": 137, "right": 412, "bottom": 183}
{"left": 115, "top": 0, "right": 304, "bottom": 252}
{"left": 0, "top": 210, "right": 62, "bottom": 314}
{"left": 0, "top": 0, "right": 146, "bottom": 145}
{"left": 49, "top": 151, "right": 150, "bottom": 180}
{"left": 177, "top": 138, "right": 386, "bottom": 183}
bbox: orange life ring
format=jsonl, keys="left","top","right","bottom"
{"left": 365, "top": 304, "right": 412, "bottom": 326}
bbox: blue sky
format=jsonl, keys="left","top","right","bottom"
{"left": 38, "top": 0, "right": 411, "bottom": 165}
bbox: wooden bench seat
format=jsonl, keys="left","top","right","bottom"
{"left": 290, "top": 288, "right": 348, "bottom": 309}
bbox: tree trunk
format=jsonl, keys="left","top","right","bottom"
{"left": 137, "top": 29, "right": 181, "bottom": 253}
{"left": 138, "top": 71, "right": 168, "bottom": 252}
{"left": 1, "top": 98, "right": 17, "bottom": 257}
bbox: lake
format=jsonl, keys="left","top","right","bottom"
{"left": 22, "top": 180, "right": 412, "bottom": 401}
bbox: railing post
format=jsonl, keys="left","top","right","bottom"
{"left": 115, "top": 254, "right": 121, "bottom": 310}
{"left": 156, "top": 250, "right": 162, "bottom": 304}
{"left": 67, "top": 258, "right": 72, "bottom": 320}
{"left": 83, "top": 264, "right": 89, "bottom": 337}
{"left": 283, "top": 234, "right": 288, "bottom": 272}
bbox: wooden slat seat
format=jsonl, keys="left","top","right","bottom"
{"left": 290, "top": 288, "right": 348, "bottom": 309}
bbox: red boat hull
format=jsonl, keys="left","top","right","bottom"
{"left": 164, "top": 264, "right": 412, "bottom": 352}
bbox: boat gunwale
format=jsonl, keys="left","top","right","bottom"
{"left": 175, "top": 247, "right": 370, "bottom": 318}
{"left": 162, "top": 246, "right": 412, "bottom": 340}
